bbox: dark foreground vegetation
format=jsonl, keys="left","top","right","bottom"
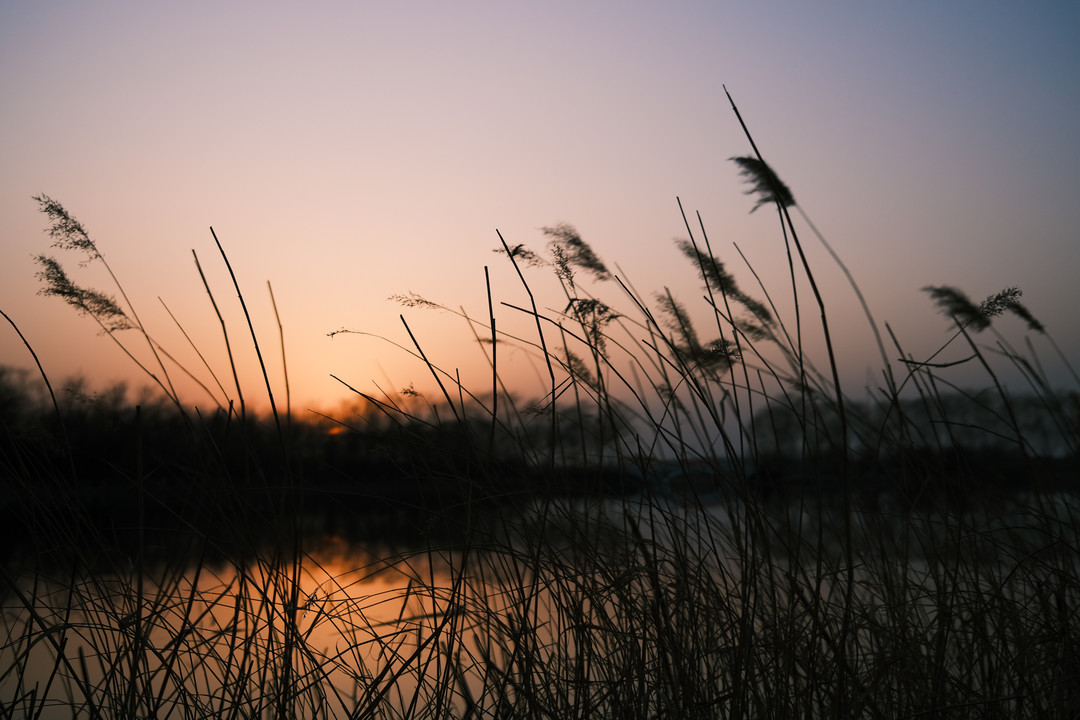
{"left": 1, "top": 363, "right": 1076, "bottom": 565}
{"left": 2, "top": 93, "right": 1078, "bottom": 718}
{"left": 0, "top": 365, "right": 644, "bottom": 566}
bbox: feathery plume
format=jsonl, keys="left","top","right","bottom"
{"left": 34, "top": 194, "right": 100, "bottom": 260}
{"left": 493, "top": 243, "right": 547, "bottom": 268}
{"left": 542, "top": 223, "right": 611, "bottom": 282}
{"left": 730, "top": 157, "right": 795, "bottom": 213}
{"left": 923, "top": 285, "right": 1038, "bottom": 332}
{"left": 675, "top": 239, "right": 773, "bottom": 325}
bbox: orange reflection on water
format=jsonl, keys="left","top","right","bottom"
{"left": 2, "top": 538, "right": 495, "bottom": 719}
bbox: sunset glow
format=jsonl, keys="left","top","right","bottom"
{"left": 2, "top": 2, "right": 1078, "bottom": 415}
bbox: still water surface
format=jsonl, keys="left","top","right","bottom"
{"left": 4, "top": 493, "right": 1077, "bottom": 718}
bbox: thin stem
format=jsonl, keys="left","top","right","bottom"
{"left": 268, "top": 281, "right": 291, "bottom": 427}
{"left": 0, "top": 306, "right": 75, "bottom": 478}
{"left": 194, "top": 249, "right": 245, "bottom": 422}
{"left": 209, "top": 227, "right": 282, "bottom": 440}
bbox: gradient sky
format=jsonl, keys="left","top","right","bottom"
{"left": 3, "top": 1, "right": 1079, "bottom": 416}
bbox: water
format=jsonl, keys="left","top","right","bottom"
{"left": 4, "top": 492, "right": 1079, "bottom": 719}
{"left": 3, "top": 536, "right": 481, "bottom": 718}
{"left": 2, "top": 495, "right": 735, "bottom": 718}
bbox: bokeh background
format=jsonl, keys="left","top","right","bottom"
{"left": 3, "top": 1, "right": 1078, "bottom": 415}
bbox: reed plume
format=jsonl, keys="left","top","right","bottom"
{"left": 730, "top": 156, "right": 795, "bottom": 213}
{"left": 923, "top": 285, "right": 1044, "bottom": 333}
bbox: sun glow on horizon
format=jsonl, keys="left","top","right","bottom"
{"left": 2, "top": 2, "right": 1078, "bottom": 415}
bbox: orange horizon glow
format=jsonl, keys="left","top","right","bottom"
{"left": 2, "top": 3, "right": 1079, "bottom": 417}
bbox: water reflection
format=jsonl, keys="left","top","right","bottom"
{"left": 6, "top": 541, "right": 463, "bottom": 717}
{"left": 4, "top": 493, "right": 1078, "bottom": 719}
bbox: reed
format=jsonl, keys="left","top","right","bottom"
{"left": 2, "top": 96, "right": 1078, "bottom": 719}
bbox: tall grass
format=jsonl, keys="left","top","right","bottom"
{"left": 2, "top": 95, "right": 1079, "bottom": 718}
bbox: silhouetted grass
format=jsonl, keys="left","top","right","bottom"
{"left": 2, "top": 94, "right": 1078, "bottom": 718}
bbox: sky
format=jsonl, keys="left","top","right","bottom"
{"left": 2, "top": 1, "right": 1079, "bottom": 418}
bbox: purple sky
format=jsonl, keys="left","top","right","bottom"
{"left": 2, "top": 1, "right": 1078, "bottom": 414}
